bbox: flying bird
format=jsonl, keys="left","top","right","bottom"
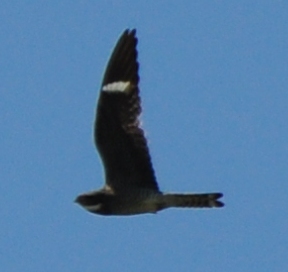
{"left": 75, "top": 29, "right": 224, "bottom": 216}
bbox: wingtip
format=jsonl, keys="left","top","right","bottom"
{"left": 101, "top": 28, "right": 139, "bottom": 87}
{"left": 122, "top": 28, "right": 136, "bottom": 35}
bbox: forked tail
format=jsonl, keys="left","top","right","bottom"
{"left": 163, "top": 193, "right": 224, "bottom": 208}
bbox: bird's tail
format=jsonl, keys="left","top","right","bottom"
{"left": 162, "top": 193, "right": 224, "bottom": 208}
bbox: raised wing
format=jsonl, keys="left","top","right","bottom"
{"left": 94, "top": 29, "right": 159, "bottom": 192}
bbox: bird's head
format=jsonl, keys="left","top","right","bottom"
{"left": 74, "top": 191, "right": 112, "bottom": 215}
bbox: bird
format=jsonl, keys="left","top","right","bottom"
{"left": 75, "top": 29, "right": 224, "bottom": 216}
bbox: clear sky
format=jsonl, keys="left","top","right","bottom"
{"left": 1, "top": 1, "right": 287, "bottom": 271}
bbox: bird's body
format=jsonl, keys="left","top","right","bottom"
{"left": 75, "top": 29, "right": 224, "bottom": 216}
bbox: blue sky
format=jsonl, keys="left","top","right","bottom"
{"left": 1, "top": 1, "right": 287, "bottom": 271}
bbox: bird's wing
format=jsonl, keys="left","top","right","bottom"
{"left": 94, "top": 29, "right": 160, "bottom": 192}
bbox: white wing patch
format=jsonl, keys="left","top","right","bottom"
{"left": 102, "top": 81, "right": 131, "bottom": 92}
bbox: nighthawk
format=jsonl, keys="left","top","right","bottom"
{"left": 75, "top": 29, "right": 224, "bottom": 216}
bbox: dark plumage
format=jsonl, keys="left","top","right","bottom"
{"left": 75, "top": 29, "right": 224, "bottom": 216}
